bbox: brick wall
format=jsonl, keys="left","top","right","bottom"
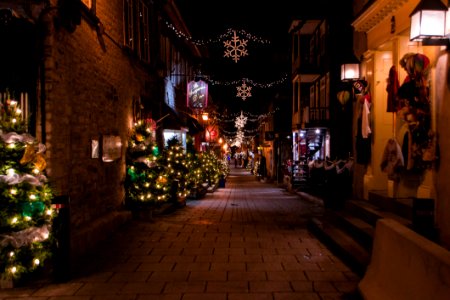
{"left": 42, "top": 0, "right": 158, "bottom": 260}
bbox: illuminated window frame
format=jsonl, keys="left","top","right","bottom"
{"left": 123, "top": 0, "right": 151, "bottom": 63}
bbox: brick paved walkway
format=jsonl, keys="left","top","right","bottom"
{"left": 0, "top": 167, "right": 360, "bottom": 299}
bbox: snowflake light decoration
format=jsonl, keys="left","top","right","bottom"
{"left": 232, "top": 130, "right": 245, "bottom": 147}
{"left": 236, "top": 81, "right": 252, "bottom": 101}
{"left": 224, "top": 30, "right": 248, "bottom": 63}
{"left": 235, "top": 111, "right": 248, "bottom": 129}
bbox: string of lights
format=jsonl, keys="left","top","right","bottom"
{"left": 164, "top": 19, "right": 285, "bottom": 88}
{"left": 207, "top": 75, "right": 288, "bottom": 88}
{"left": 214, "top": 108, "right": 280, "bottom": 123}
{"left": 164, "top": 22, "right": 271, "bottom": 45}
{"left": 223, "top": 135, "right": 256, "bottom": 141}
{"left": 169, "top": 73, "right": 286, "bottom": 89}
{"left": 222, "top": 128, "right": 260, "bottom": 135}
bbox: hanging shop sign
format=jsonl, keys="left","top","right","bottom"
{"left": 353, "top": 80, "right": 367, "bottom": 94}
{"left": 187, "top": 80, "right": 208, "bottom": 110}
{"left": 205, "top": 125, "right": 219, "bottom": 142}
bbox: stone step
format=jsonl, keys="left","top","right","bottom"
{"left": 333, "top": 211, "right": 374, "bottom": 252}
{"left": 307, "top": 198, "right": 414, "bottom": 277}
{"left": 308, "top": 216, "right": 370, "bottom": 277}
{"left": 345, "top": 199, "right": 411, "bottom": 228}
{"left": 368, "top": 190, "right": 413, "bottom": 220}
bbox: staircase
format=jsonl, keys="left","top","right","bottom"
{"left": 307, "top": 190, "right": 437, "bottom": 277}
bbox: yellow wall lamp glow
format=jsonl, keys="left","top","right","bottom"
{"left": 410, "top": 0, "right": 450, "bottom": 48}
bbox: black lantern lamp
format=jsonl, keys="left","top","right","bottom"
{"left": 341, "top": 54, "right": 361, "bottom": 81}
{"left": 410, "top": 0, "right": 449, "bottom": 46}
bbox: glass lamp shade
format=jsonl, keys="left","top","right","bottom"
{"left": 410, "top": 0, "right": 448, "bottom": 41}
{"left": 341, "top": 63, "right": 360, "bottom": 81}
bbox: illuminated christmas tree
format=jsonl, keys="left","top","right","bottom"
{"left": 125, "top": 120, "right": 171, "bottom": 209}
{"left": 185, "top": 137, "right": 207, "bottom": 196}
{"left": 198, "top": 150, "right": 222, "bottom": 187}
{"left": 161, "top": 137, "right": 188, "bottom": 204}
{"left": 0, "top": 93, "right": 55, "bottom": 284}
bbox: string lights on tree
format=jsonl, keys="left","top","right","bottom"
{"left": 0, "top": 92, "right": 55, "bottom": 285}
{"left": 125, "top": 120, "right": 172, "bottom": 208}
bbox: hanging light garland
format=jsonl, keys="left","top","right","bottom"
{"left": 207, "top": 74, "right": 288, "bottom": 88}
{"left": 164, "top": 22, "right": 271, "bottom": 45}
{"left": 222, "top": 128, "right": 260, "bottom": 135}
{"left": 214, "top": 108, "right": 280, "bottom": 124}
{"left": 164, "top": 18, "right": 287, "bottom": 89}
{"left": 211, "top": 108, "right": 279, "bottom": 146}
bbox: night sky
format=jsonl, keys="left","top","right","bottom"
{"left": 175, "top": 0, "right": 346, "bottom": 117}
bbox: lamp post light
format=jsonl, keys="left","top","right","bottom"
{"left": 341, "top": 54, "right": 361, "bottom": 81}
{"left": 200, "top": 112, "right": 209, "bottom": 152}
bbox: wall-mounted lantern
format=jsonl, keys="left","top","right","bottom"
{"left": 410, "top": 0, "right": 449, "bottom": 46}
{"left": 341, "top": 54, "right": 360, "bottom": 81}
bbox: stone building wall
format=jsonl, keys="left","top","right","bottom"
{"left": 42, "top": 0, "right": 158, "bottom": 261}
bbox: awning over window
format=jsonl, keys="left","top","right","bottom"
{"left": 159, "top": 103, "right": 185, "bottom": 130}
{"left": 184, "top": 115, "right": 204, "bottom": 135}
{"left": 158, "top": 103, "right": 205, "bottom": 135}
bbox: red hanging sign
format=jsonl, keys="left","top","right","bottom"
{"left": 205, "top": 125, "right": 218, "bottom": 142}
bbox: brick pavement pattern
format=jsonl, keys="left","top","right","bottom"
{"left": 0, "top": 168, "right": 360, "bottom": 299}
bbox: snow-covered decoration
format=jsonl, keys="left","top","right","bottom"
{"left": 0, "top": 225, "right": 50, "bottom": 248}
{"left": 0, "top": 173, "right": 47, "bottom": 186}
{"left": 235, "top": 111, "right": 248, "bottom": 129}
{"left": 224, "top": 30, "right": 248, "bottom": 63}
{"left": 1, "top": 132, "right": 36, "bottom": 144}
{"left": 236, "top": 80, "right": 252, "bottom": 100}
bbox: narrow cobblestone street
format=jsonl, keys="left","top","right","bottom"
{"left": 0, "top": 167, "right": 361, "bottom": 300}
